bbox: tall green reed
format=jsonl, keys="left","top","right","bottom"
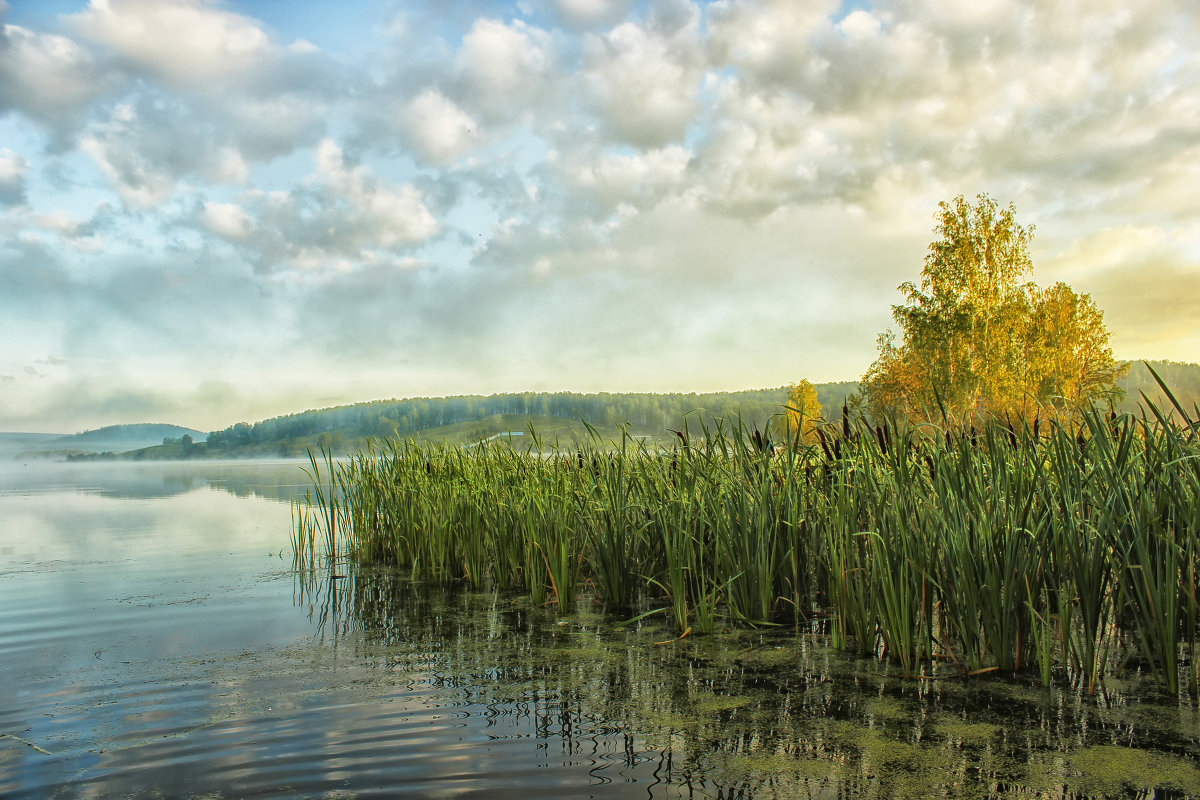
{"left": 295, "top": 381, "right": 1200, "bottom": 695}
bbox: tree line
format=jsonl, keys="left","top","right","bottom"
{"left": 204, "top": 384, "right": 860, "bottom": 451}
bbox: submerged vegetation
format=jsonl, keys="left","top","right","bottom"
{"left": 292, "top": 570, "right": 1200, "bottom": 799}
{"left": 297, "top": 370, "right": 1200, "bottom": 697}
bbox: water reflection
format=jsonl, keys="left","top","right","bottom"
{"left": 1, "top": 468, "right": 711, "bottom": 799}
{"left": 0, "top": 459, "right": 312, "bottom": 502}
{"left": 3, "top": 462, "right": 1199, "bottom": 799}
{"left": 301, "top": 565, "right": 1200, "bottom": 799}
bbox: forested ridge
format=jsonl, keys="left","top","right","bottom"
{"left": 201, "top": 360, "right": 1200, "bottom": 457}
{"left": 204, "top": 383, "right": 860, "bottom": 452}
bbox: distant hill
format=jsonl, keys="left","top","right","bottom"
{"left": 197, "top": 383, "right": 863, "bottom": 458}
{"left": 3, "top": 423, "right": 206, "bottom": 460}
{"left": 56, "top": 423, "right": 206, "bottom": 448}
{"left": 28, "top": 362, "right": 1200, "bottom": 463}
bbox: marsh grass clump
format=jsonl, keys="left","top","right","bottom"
{"left": 297, "top": 375, "right": 1200, "bottom": 696}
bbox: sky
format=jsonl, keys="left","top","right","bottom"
{"left": 1, "top": 0, "right": 1198, "bottom": 433}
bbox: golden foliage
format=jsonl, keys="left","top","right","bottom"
{"left": 774, "top": 379, "right": 823, "bottom": 444}
{"left": 862, "top": 194, "right": 1123, "bottom": 422}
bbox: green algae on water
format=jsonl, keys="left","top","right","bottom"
{"left": 1067, "top": 744, "right": 1200, "bottom": 797}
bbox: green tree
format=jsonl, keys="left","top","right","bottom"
{"left": 862, "top": 194, "right": 1122, "bottom": 422}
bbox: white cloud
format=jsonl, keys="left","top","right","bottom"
{"left": 210, "top": 94, "right": 332, "bottom": 160}
{"left": 31, "top": 211, "right": 92, "bottom": 239}
{"left": 204, "top": 139, "right": 438, "bottom": 272}
{"left": 455, "top": 18, "right": 553, "bottom": 120}
{"left": 551, "top": 0, "right": 636, "bottom": 28}
{"left": 692, "top": 81, "right": 842, "bottom": 215}
{"left": 312, "top": 138, "right": 439, "bottom": 247}
{"left": 69, "top": 0, "right": 272, "bottom": 87}
{"left": 404, "top": 89, "right": 478, "bottom": 164}
{"left": 581, "top": 9, "right": 704, "bottom": 146}
{"left": 706, "top": 0, "right": 837, "bottom": 84}
{"left": 202, "top": 201, "right": 252, "bottom": 240}
{"left": 80, "top": 136, "right": 173, "bottom": 209}
{"left": 564, "top": 144, "right": 691, "bottom": 211}
{"left": 77, "top": 85, "right": 329, "bottom": 209}
{"left": 0, "top": 18, "right": 119, "bottom": 138}
{"left": 837, "top": 10, "right": 882, "bottom": 42}
{"left": 62, "top": 0, "right": 338, "bottom": 171}
{"left": 916, "top": 0, "right": 1014, "bottom": 31}
{"left": 4, "top": 0, "right": 1200, "bottom": 431}
{"left": 78, "top": 99, "right": 233, "bottom": 209}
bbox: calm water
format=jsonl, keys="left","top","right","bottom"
{"left": 2, "top": 461, "right": 1199, "bottom": 799}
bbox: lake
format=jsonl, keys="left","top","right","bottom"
{"left": 2, "top": 461, "right": 1198, "bottom": 798}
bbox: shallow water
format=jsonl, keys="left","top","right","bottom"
{"left": 2, "top": 461, "right": 1198, "bottom": 799}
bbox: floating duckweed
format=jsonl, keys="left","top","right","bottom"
{"left": 857, "top": 729, "right": 940, "bottom": 769}
{"left": 1067, "top": 744, "right": 1200, "bottom": 797}
{"left": 934, "top": 715, "right": 1002, "bottom": 745}
{"left": 727, "top": 750, "right": 844, "bottom": 781}
{"left": 689, "top": 693, "right": 754, "bottom": 714}
{"left": 740, "top": 645, "right": 797, "bottom": 669}
{"left": 280, "top": 574, "right": 1200, "bottom": 800}
{"left": 863, "top": 695, "right": 910, "bottom": 722}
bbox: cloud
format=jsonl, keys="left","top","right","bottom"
{"left": 77, "top": 81, "right": 343, "bottom": 209}
{"left": 202, "top": 201, "right": 252, "bottom": 240}
{"left": 68, "top": 0, "right": 272, "bottom": 88}
{"left": 2, "top": 0, "right": 1200, "bottom": 431}
{"left": 0, "top": 148, "right": 29, "bottom": 205}
{"left": 403, "top": 89, "right": 478, "bottom": 165}
{"left": 1041, "top": 224, "right": 1200, "bottom": 359}
{"left": 69, "top": 0, "right": 346, "bottom": 102}
{"left": 63, "top": 0, "right": 341, "bottom": 184}
{"left": 309, "top": 138, "right": 440, "bottom": 246}
{"left": 78, "top": 97, "right": 242, "bottom": 208}
{"left": 691, "top": 81, "right": 835, "bottom": 216}
{"left": 546, "top": 0, "right": 637, "bottom": 29}
{"left": 706, "top": 0, "right": 837, "bottom": 85}
{"left": 561, "top": 144, "right": 692, "bottom": 213}
{"left": 454, "top": 18, "right": 554, "bottom": 121}
{"left": 351, "top": 15, "right": 557, "bottom": 171}
{"left": 0, "top": 12, "right": 120, "bottom": 142}
{"left": 202, "top": 92, "right": 334, "bottom": 161}
{"left": 580, "top": 6, "right": 704, "bottom": 146}
{"left": 202, "top": 139, "right": 439, "bottom": 272}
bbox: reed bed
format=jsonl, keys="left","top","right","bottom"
{"left": 295, "top": 381, "right": 1200, "bottom": 695}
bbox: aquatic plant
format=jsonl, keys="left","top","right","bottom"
{"left": 295, "top": 374, "right": 1200, "bottom": 694}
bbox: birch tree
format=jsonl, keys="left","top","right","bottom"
{"left": 862, "top": 194, "right": 1122, "bottom": 422}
